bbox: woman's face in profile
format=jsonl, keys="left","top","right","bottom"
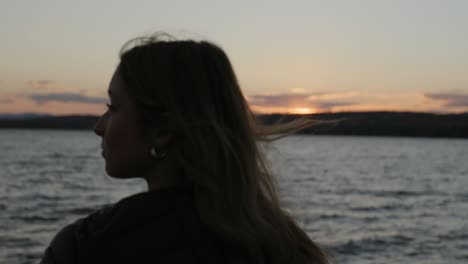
{"left": 93, "top": 69, "right": 152, "bottom": 178}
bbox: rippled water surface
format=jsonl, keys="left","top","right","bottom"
{"left": 1, "top": 130, "right": 467, "bottom": 263}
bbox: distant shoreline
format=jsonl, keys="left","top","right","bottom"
{"left": 0, "top": 112, "right": 467, "bottom": 138}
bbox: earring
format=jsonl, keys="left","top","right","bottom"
{"left": 150, "top": 146, "right": 167, "bottom": 160}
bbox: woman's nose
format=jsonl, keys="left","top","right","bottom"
{"left": 93, "top": 115, "right": 106, "bottom": 136}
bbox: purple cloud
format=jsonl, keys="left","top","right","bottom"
{"left": 424, "top": 93, "right": 468, "bottom": 107}
{"left": 315, "top": 101, "right": 357, "bottom": 109}
{"left": 249, "top": 93, "right": 311, "bottom": 107}
{"left": 248, "top": 92, "right": 356, "bottom": 110}
{"left": 27, "top": 92, "right": 107, "bottom": 105}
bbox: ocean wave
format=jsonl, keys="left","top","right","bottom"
{"left": 0, "top": 237, "right": 39, "bottom": 248}
{"left": 330, "top": 234, "right": 414, "bottom": 255}
{"left": 350, "top": 203, "right": 413, "bottom": 212}
{"left": 66, "top": 207, "right": 100, "bottom": 215}
{"left": 334, "top": 189, "right": 446, "bottom": 198}
{"left": 10, "top": 215, "right": 60, "bottom": 224}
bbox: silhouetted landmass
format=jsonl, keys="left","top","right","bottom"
{"left": 0, "top": 113, "right": 52, "bottom": 120}
{"left": 0, "top": 115, "right": 98, "bottom": 130}
{"left": 0, "top": 112, "right": 467, "bottom": 138}
{"left": 258, "top": 112, "right": 468, "bottom": 138}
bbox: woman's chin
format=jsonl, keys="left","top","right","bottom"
{"left": 105, "top": 165, "right": 139, "bottom": 179}
{"left": 105, "top": 165, "right": 122, "bottom": 178}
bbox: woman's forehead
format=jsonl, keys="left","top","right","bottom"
{"left": 108, "top": 70, "right": 125, "bottom": 98}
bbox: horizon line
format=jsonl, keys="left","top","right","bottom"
{"left": 1, "top": 110, "right": 467, "bottom": 118}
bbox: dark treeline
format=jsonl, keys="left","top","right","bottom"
{"left": 259, "top": 112, "right": 468, "bottom": 138}
{"left": 0, "top": 115, "right": 98, "bottom": 130}
{"left": 0, "top": 112, "right": 467, "bottom": 138}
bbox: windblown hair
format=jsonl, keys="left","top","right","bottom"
{"left": 118, "top": 33, "right": 331, "bottom": 264}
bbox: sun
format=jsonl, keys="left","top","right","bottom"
{"left": 289, "top": 107, "right": 316, "bottom": 114}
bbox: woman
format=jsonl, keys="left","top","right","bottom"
{"left": 40, "top": 33, "right": 331, "bottom": 264}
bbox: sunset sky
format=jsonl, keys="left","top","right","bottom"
{"left": 1, "top": 0, "right": 468, "bottom": 115}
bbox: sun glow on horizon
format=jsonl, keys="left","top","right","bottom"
{"left": 288, "top": 107, "right": 317, "bottom": 114}
{"left": 249, "top": 105, "right": 320, "bottom": 115}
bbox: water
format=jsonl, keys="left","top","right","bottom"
{"left": 1, "top": 130, "right": 467, "bottom": 263}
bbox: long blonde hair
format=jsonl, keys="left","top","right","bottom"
{"left": 118, "top": 33, "right": 331, "bottom": 264}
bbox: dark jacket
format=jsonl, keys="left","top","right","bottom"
{"left": 40, "top": 188, "right": 224, "bottom": 264}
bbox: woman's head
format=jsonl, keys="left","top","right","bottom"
{"left": 94, "top": 33, "right": 249, "bottom": 185}
{"left": 95, "top": 33, "right": 330, "bottom": 264}
{"left": 116, "top": 34, "right": 254, "bottom": 185}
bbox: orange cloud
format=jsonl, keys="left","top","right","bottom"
{"left": 2, "top": 88, "right": 467, "bottom": 115}
{"left": 0, "top": 90, "right": 107, "bottom": 115}
{"left": 246, "top": 90, "right": 468, "bottom": 114}
{"left": 246, "top": 91, "right": 357, "bottom": 114}
{"left": 0, "top": 96, "right": 106, "bottom": 115}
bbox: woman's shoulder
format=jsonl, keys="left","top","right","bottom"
{"left": 49, "top": 188, "right": 196, "bottom": 241}
{"left": 100, "top": 188, "right": 222, "bottom": 250}
{"left": 41, "top": 189, "right": 224, "bottom": 263}
{"left": 40, "top": 204, "right": 113, "bottom": 264}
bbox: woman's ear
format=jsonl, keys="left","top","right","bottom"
{"left": 154, "top": 133, "right": 174, "bottom": 149}
{"left": 145, "top": 125, "right": 174, "bottom": 149}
